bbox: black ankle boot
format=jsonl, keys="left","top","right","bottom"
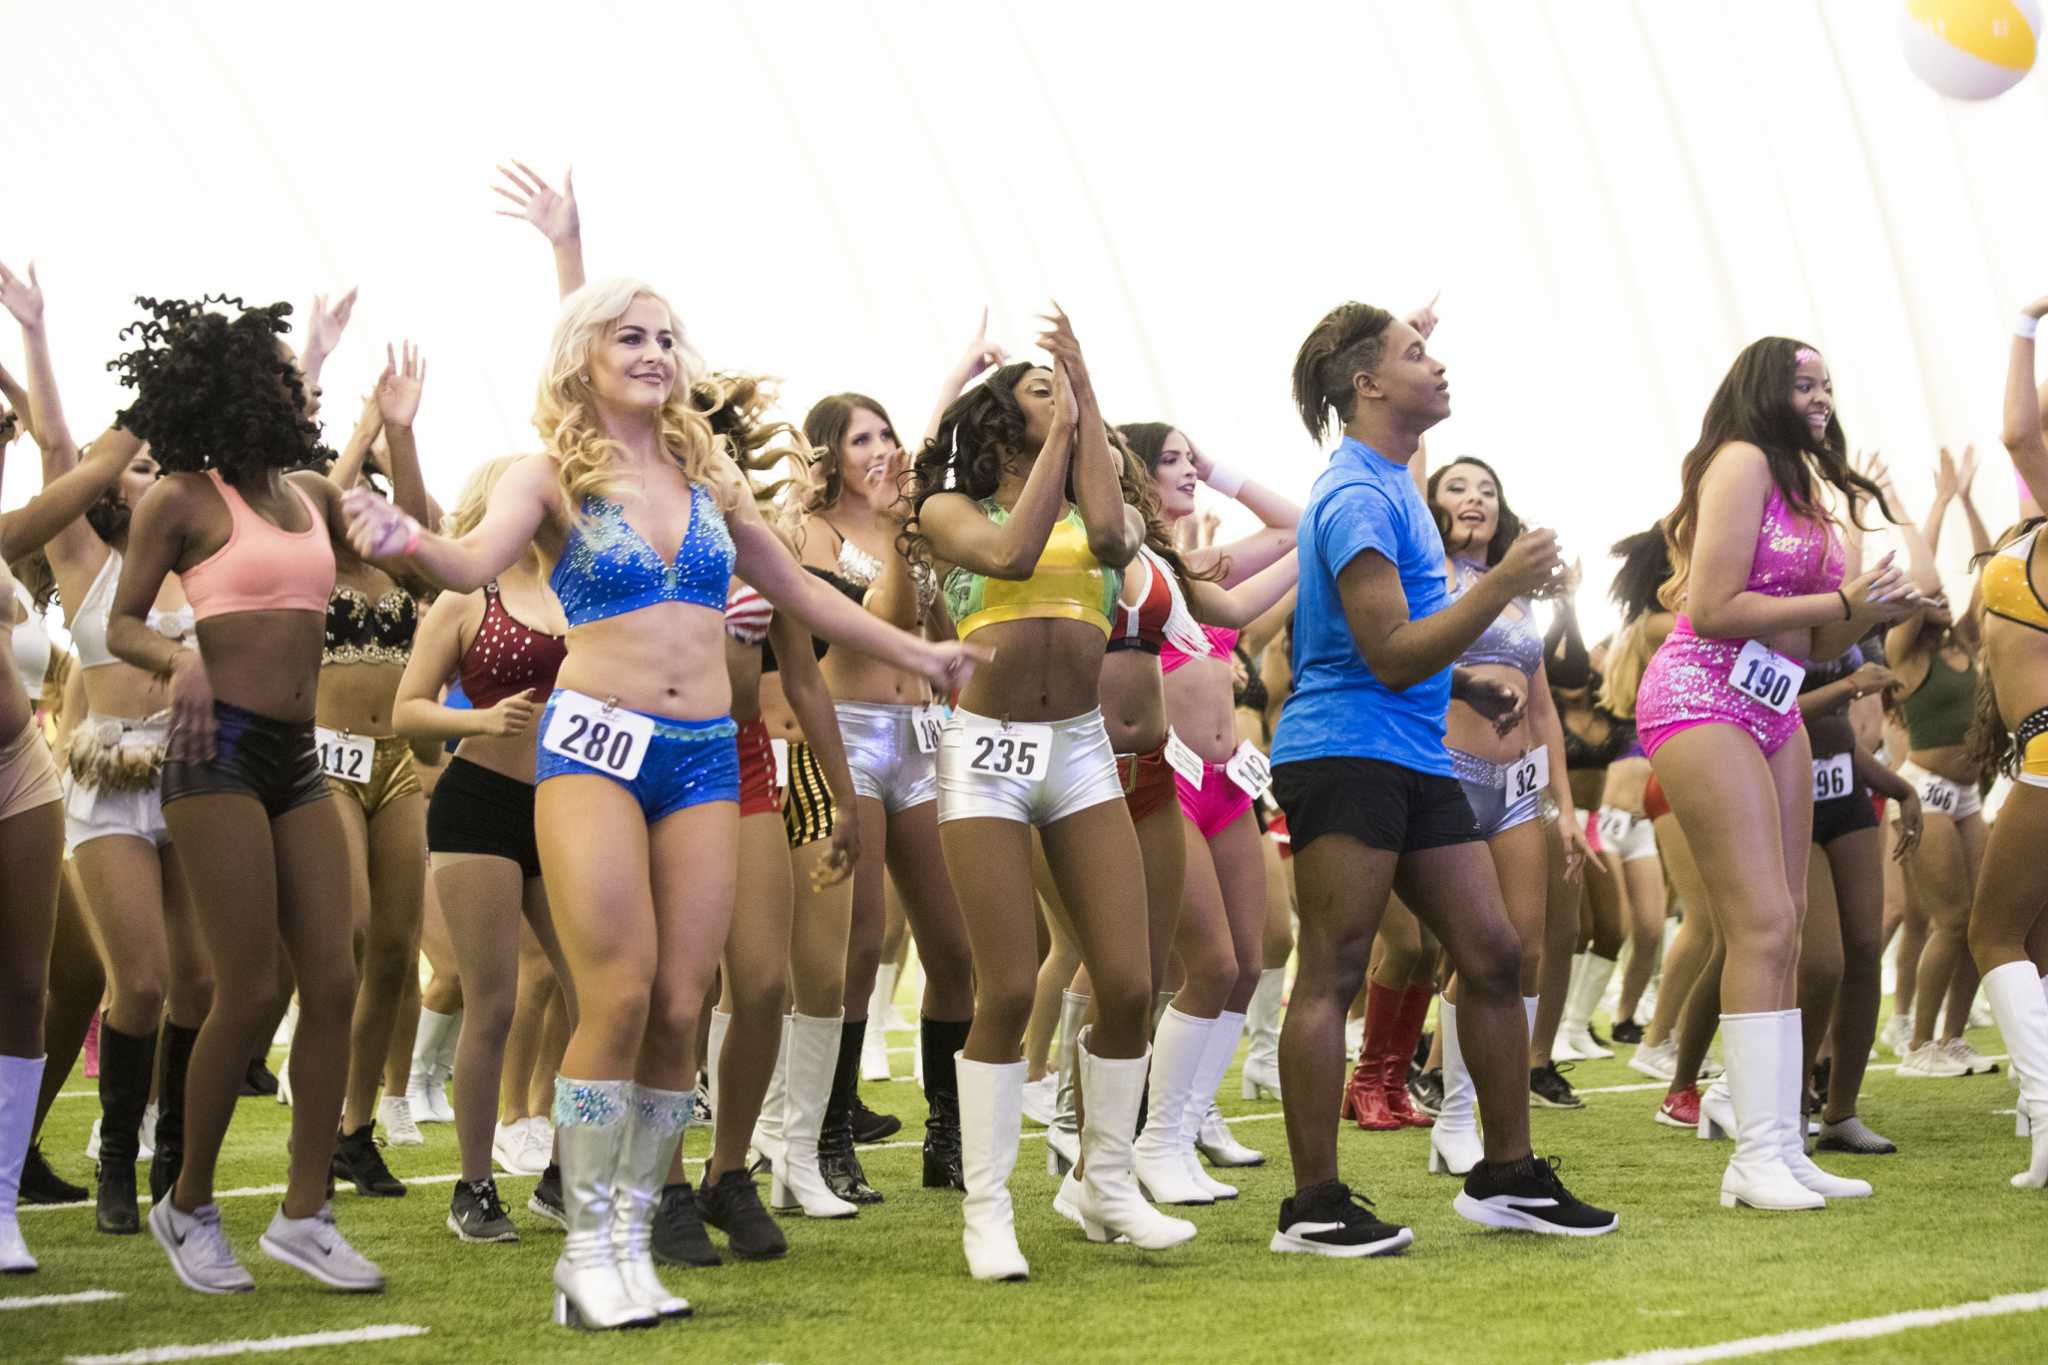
{"left": 822, "top": 1020, "right": 883, "bottom": 1205}
{"left": 95, "top": 1016, "right": 156, "bottom": 1234}
{"left": 920, "top": 1017, "right": 971, "bottom": 1191}
{"left": 150, "top": 1021, "right": 199, "bottom": 1204}
{"left": 21, "top": 1143, "right": 89, "bottom": 1205}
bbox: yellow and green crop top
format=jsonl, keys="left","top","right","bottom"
{"left": 942, "top": 501, "right": 1122, "bottom": 640}
{"left": 1983, "top": 523, "right": 2048, "bottom": 634}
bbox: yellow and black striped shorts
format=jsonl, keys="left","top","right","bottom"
{"left": 782, "top": 740, "right": 837, "bottom": 848}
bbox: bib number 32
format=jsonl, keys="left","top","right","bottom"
{"left": 965, "top": 722, "right": 1051, "bottom": 779}
{"left": 1730, "top": 639, "right": 1804, "bottom": 715}
{"left": 542, "top": 691, "right": 654, "bottom": 782}
{"left": 1510, "top": 746, "right": 1549, "bottom": 802}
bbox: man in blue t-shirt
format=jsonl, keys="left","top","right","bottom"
{"left": 1265, "top": 301, "right": 1615, "bottom": 1257}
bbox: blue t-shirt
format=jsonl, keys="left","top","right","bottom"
{"left": 1271, "top": 437, "right": 1454, "bottom": 776}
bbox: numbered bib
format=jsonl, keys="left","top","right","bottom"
{"left": 1812, "top": 753, "right": 1854, "bottom": 803}
{"left": 1509, "top": 746, "right": 1548, "bottom": 803}
{"left": 1225, "top": 740, "right": 1273, "bottom": 800}
{"left": 1921, "top": 776, "right": 1958, "bottom": 815}
{"left": 1164, "top": 731, "right": 1206, "bottom": 789}
{"left": 1596, "top": 806, "right": 1631, "bottom": 846}
{"left": 1729, "top": 639, "right": 1803, "bottom": 715}
{"left": 541, "top": 691, "right": 654, "bottom": 782}
{"left": 913, "top": 705, "right": 947, "bottom": 755}
{"left": 315, "top": 728, "right": 374, "bottom": 785}
{"left": 964, "top": 721, "right": 1052, "bottom": 780}
{"left": 771, "top": 738, "right": 790, "bottom": 793}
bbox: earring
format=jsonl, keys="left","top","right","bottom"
{"left": 579, "top": 372, "right": 591, "bottom": 383}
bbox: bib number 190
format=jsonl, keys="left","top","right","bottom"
{"left": 1730, "top": 639, "right": 1804, "bottom": 715}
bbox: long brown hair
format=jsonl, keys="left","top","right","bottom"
{"left": 802, "top": 392, "right": 899, "bottom": 513}
{"left": 1659, "top": 338, "right": 1889, "bottom": 610}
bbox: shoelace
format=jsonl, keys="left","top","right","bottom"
{"left": 465, "top": 1181, "right": 509, "bottom": 1223}
{"left": 1314, "top": 1184, "right": 1386, "bottom": 1226}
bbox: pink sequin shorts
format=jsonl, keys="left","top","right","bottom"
{"left": 1634, "top": 618, "right": 1805, "bottom": 760}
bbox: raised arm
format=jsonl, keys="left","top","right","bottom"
{"left": 1181, "top": 439, "right": 1300, "bottom": 587}
{"left": 296, "top": 289, "right": 357, "bottom": 412}
{"left": 495, "top": 161, "right": 585, "bottom": 299}
{"left": 372, "top": 342, "right": 432, "bottom": 525}
{"left": 0, "top": 357, "right": 32, "bottom": 448}
{"left": 0, "top": 261, "right": 75, "bottom": 470}
{"left": 0, "top": 429, "right": 138, "bottom": 563}
{"left": 2001, "top": 295, "right": 2048, "bottom": 510}
{"left": 326, "top": 391, "right": 385, "bottom": 494}
{"left": 345, "top": 453, "right": 553, "bottom": 592}
{"left": 922, "top": 310, "right": 1008, "bottom": 445}
{"left": 1954, "top": 445, "right": 1991, "bottom": 557}
{"left": 1040, "top": 308, "right": 1138, "bottom": 568}
{"left": 918, "top": 365, "right": 1076, "bottom": 580}
{"left": 1184, "top": 552, "right": 1299, "bottom": 632}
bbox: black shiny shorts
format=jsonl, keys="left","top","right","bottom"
{"left": 1272, "top": 755, "right": 1478, "bottom": 856}
{"left": 1813, "top": 785, "right": 1878, "bottom": 847}
{"left": 427, "top": 756, "right": 540, "bottom": 878}
{"left": 161, "top": 700, "right": 329, "bottom": 819}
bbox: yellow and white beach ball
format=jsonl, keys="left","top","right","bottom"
{"left": 1902, "top": 0, "right": 2040, "bottom": 100}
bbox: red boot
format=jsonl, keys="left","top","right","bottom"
{"left": 1382, "top": 985, "right": 1435, "bottom": 1129}
{"left": 1339, "top": 986, "right": 1403, "bottom": 1131}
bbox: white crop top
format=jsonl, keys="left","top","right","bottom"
{"left": 10, "top": 582, "right": 50, "bottom": 699}
{"left": 70, "top": 551, "right": 195, "bottom": 670}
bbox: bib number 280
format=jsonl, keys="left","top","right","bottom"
{"left": 964, "top": 723, "right": 1051, "bottom": 779}
{"left": 542, "top": 692, "right": 654, "bottom": 781}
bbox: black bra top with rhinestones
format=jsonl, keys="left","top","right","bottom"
{"left": 324, "top": 584, "right": 419, "bottom": 666}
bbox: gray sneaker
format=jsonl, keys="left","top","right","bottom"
{"left": 150, "top": 1197, "right": 254, "bottom": 1294}
{"left": 258, "top": 1203, "right": 385, "bottom": 1292}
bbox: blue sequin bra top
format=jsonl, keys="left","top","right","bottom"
{"left": 550, "top": 483, "right": 736, "bottom": 629}
{"left": 1448, "top": 558, "right": 1544, "bottom": 677}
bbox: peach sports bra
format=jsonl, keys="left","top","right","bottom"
{"left": 182, "top": 471, "right": 336, "bottom": 620}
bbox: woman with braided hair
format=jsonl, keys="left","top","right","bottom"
{"left": 104, "top": 290, "right": 389, "bottom": 1293}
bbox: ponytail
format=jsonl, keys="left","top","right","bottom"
{"left": 1290, "top": 302, "right": 1394, "bottom": 444}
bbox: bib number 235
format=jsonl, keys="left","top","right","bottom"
{"left": 966, "top": 723, "right": 1050, "bottom": 779}
{"left": 542, "top": 692, "right": 654, "bottom": 781}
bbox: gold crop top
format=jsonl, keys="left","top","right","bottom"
{"left": 1984, "top": 524, "right": 2048, "bottom": 634}
{"left": 942, "top": 501, "right": 1121, "bottom": 640}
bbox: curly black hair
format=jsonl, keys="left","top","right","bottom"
{"left": 898, "top": 361, "right": 1048, "bottom": 573}
{"left": 107, "top": 296, "right": 325, "bottom": 482}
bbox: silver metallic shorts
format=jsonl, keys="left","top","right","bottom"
{"left": 834, "top": 700, "right": 938, "bottom": 815}
{"left": 936, "top": 707, "right": 1124, "bottom": 827}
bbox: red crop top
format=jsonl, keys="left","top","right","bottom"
{"left": 458, "top": 582, "right": 567, "bottom": 709}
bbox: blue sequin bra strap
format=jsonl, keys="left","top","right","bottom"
{"left": 550, "top": 482, "right": 737, "bottom": 629}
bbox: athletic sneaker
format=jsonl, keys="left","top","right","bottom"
{"left": 259, "top": 1202, "right": 384, "bottom": 1291}
{"left": 1898, "top": 1041, "right": 1970, "bottom": 1078}
{"left": 849, "top": 1095, "right": 901, "bottom": 1144}
{"left": 1816, "top": 1114, "right": 1897, "bottom": 1155}
{"left": 1609, "top": 1017, "right": 1645, "bottom": 1045}
{"left": 1628, "top": 1039, "right": 1678, "bottom": 1081}
{"left": 493, "top": 1119, "right": 549, "bottom": 1176}
{"left": 1269, "top": 1180, "right": 1413, "bottom": 1258}
{"left": 695, "top": 1168, "right": 787, "bottom": 1261}
{"left": 1529, "top": 1062, "right": 1584, "bottom": 1110}
{"left": 651, "top": 1182, "right": 721, "bottom": 1267}
{"left": 1021, "top": 1074, "right": 1058, "bottom": 1127}
{"left": 1656, "top": 1086, "right": 1700, "bottom": 1128}
{"left": 85, "top": 1104, "right": 157, "bottom": 1164}
{"left": 1943, "top": 1038, "right": 2000, "bottom": 1076}
{"left": 691, "top": 1088, "right": 713, "bottom": 1127}
{"left": 447, "top": 1179, "right": 518, "bottom": 1243}
{"left": 332, "top": 1124, "right": 407, "bottom": 1197}
{"left": 377, "top": 1095, "right": 423, "bottom": 1148}
{"left": 1880, "top": 1013, "right": 1913, "bottom": 1058}
{"left": 240, "top": 1057, "right": 280, "bottom": 1097}
{"left": 1408, "top": 1067, "right": 1444, "bottom": 1117}
{"left": 1454, "top": 1156, "right": 1618, "bottom": 1236}
{"left": 20, "top": 1143, "right": 88, "bottom": 1205}
{"left": 528, "top": 1163, "right": 565, "bottom": 1227}
{"left": 149, "top": 1197, "right": 254, "bottom": 1294}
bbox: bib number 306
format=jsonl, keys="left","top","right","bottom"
{"left": 1729, "top": 639, "right": 1804, "bottom": 715}
{"left": 965, "top": 723, "right": 1051, "bottom": 778}
{"left": 542, "top": 691, "right": 654, "bottom": 781}
{"left": 315, "top": 727, "right": 373, "bottom": 784}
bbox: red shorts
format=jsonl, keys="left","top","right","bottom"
{"left": 1118, "top": 743, "right": 1179, "bottom": 825}
{"left": 736, "top": 717, "right": 781, "bottom": 817}
{"left": 1267, "top": 807, "right": 1293, "bottom": 860}
{"left": 1644, "top": 773, "right": 1670, "bottom": 823}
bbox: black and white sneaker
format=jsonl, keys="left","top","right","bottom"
{"left": 695, "top": 1168, "right": 787, "bottom": 1261}
{"left": 651, "top": 1183, "right": 721, "bottom": 1267}
{"left": 331, "top": 1125, "right": 406, "bottom": 1197}
{"left": 1269, "top": 1181, "right": 1413, "bottom": 1258}
{"left": 1530, "top": 1062, "right": 1585, "bottom": 1110}
{"left": 447, "top": 1179, "right": 518, "bottom": 1243}
{"left": 1454, "top": 1156, "right": 1617, "bottom": 1237}
{"left": 527, "top": 1163, "right": 565, "bottom": 1228}
{"left": 1609, "top": 1017, "right": 1644, "bottom": 1045}
{"left": 1408, "top": 1067, "right": 1444, "bottom": 1118}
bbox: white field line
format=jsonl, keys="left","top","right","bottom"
{"left": 0, "top": 1289, "right": 123, "bottom": 1310}
{"left": 22, "top": 1173, "right": 463, "bottom": 1216}
{"left": 1578, "top": 1288, "right": 2048, "bottom": 1365}
{"left": 66, "top": 1325, "right": 428, "bottom": 1365}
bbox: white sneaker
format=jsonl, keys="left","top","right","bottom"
{"left": 259, "top": 1202, "right": 384, "bottom": 1292}
{"left": 1970, "top": 995, "right": 1994, "bottom": 1031}
{"left": 1628, "top": 1039, "right": 1677, "bottom": 1080}
{"left": 1021, "top": 1074, "right": 1057, "bottom": 1128}
{"left": 277, "top": 1052, "right": 294, "bottom": 1107}
{"left": 494, "top": 1120, "right": 548, "bottom": 1176}
{"left": 1943, "top": 1037, "right": 2000, "bottom": 1076}
{"left": 377, "top": 1095, "right": 423, "bottom": 1147}
{"left": 1343, "top": 1016, "right": 1364, "bottom": 1057}
{"left": 1880, "top": 1014, "right": 1913, "bottom": 1058}
{"left": 519, "top": 1115, "right": 555, "bottom": 1172}
{"left": 1898, "top": 1040, "right": 1969, "bottom": 1078}
{"left": 405, "top": 1071, "right": 451, "bottom": 1126}
{"left": 85, "top": 1108, "right": 157, "bottom": 1163}
{"left": 150, "top": 1198, "right": 253, "bottom": 1294}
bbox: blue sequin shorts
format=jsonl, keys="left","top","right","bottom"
{"left": 534, "top": 690, "right": 740, "bottom": 824}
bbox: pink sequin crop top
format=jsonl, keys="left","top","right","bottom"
{"left": 1745, "top": 484, "right": 1845, "bottom": 598}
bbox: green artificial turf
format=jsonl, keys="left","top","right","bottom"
{"left": 8, "top": 1012, "right": 2046, "bottom": 1364}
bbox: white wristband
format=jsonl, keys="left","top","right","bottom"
{"left": 1204, "top": 462, "right": 1247, "bottom": 499}
{"left": 2018, "top": 313, "right": 2039, "bottom": 340}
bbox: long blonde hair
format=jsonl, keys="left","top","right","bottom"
{"left": 533, "top": 278, "right": 737, "bottom": 515}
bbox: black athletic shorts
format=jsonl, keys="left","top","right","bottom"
{"left": 1272, "top": 755, "right": 1478, "bottom": 856}
{"left": 161, "top": 700, "right": 328, "bottom": 819}
{"left": 427, "top": 756, "right": 541, "bottom": 878}
{"left": 1812, "top": 785, "right": 1878, "bottom": 847}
